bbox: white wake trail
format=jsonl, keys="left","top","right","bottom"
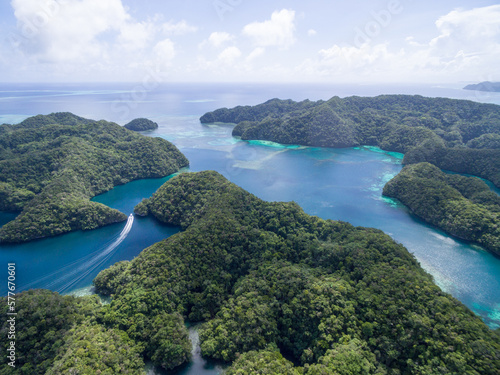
{"left": 57, "top": 214, "right": 135, "bottom": 293}
{"left": 29, "top": 214, "right": 136, "bottom": 294}
{"left": 100, "top": 214, "right": 134, "bottom": 257}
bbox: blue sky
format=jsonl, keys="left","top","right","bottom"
{"left": 1, "top": 0, "right": 499, "bottom": 83}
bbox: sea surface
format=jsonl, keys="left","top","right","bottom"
{"left": 1, "top": 83, "right": 500, "bottom": 374}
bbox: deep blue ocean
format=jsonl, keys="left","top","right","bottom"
{"left": 1, "top": 83, "right": 499, "bottom": 374}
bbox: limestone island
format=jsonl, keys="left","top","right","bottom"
{"left": 124, "top": 118, "right": 159, "bottom": 131}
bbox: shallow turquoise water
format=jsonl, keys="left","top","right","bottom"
{"left": 1, "top": 83, "right": 499, "bottom": 374}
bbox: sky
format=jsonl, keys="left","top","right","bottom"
{"left": 0, "top": 0, "right": 499, "bottom": 83}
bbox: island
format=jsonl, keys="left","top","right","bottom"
{"left": 383, "top": 163, "right": 500, "bottom": 254}
{"left": 200, "top": 95, "right": 500, "bottom": 253}
{"left": 2, "top": 171, "right": 499, "bottom": 373}
{"left": 464, "top": 81, "right": 500, "bottom": 92}
{"left": 0, "top": 112, "right": 188, "bottom": 243}
{"left": 124, "top": 118, "right": 159, "bottom": 131}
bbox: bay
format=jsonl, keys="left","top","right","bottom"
{"left": 0, "top": 83, "right": 499, "bottom": 374}
{"left": 0, "top": 175, "right": 181, "bottom": 296}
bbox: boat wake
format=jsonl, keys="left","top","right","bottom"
{"left": 21, "top": 214, "right": 134, "bottom": 294}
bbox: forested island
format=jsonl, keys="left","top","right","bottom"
{"left": 3, "top": 171, "right": 499, "bottom": 374}
{"left": 464, "top": 82, "right": 500, "bottom": 92}
{"left": 201, "top": 95, "right": 500, "bottom": 253}
{"left": 383, "top": 163, "right": 500, "bottom": 254}
{"left": 0, "top": 112, "right": 188, "bottom": 243}
{"left": 124, "top": 118, "right": 159, "bottom": 131}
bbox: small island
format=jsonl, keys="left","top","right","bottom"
{"left": 124, "top": 118, "right": 159, "bottom": 131}
{"left": 0, "top": 112, "right": 188, "bottom": 243}
{"left": 464, "top": 81, "right": 500, "bottom": 92}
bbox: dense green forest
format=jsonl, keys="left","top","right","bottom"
{"left": 0, "top": 113, "right": 188, "bottom": 243}
{"left": 93, "top": 171, "right": 498, "bottom": 374}
{"left": 0, "top": 290, "right": 146, "bottom": 374}
{"left": 200, "top": 95, "right": 500, "bottom": 186}
{"left": 383, "top": 163, "right": 500, "bottom": 254}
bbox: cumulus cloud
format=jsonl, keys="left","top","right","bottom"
{"left": 411, "top": 5, "right": 500, "bottom": 77}
{"left": 11, "top": 0, "right": 130, "bottom": 62}
{"left": 193, "top": 45, "right": 244, "bottom": 80}
{"left": 217, "top": 46, "right": 242, "bottom": 65}
{"left": 8, "top": 0, "right": 199, "bottom": 79}
{"left": 246, "top": 47, "right": 265, "bottom": 61}
{"left": 6, "top": 2, "right": 499, "bottom": 83}
{"left": 300, "top": 43, "right": 399, "bottom": 79}
{"left": 161, "top": 20, "right": 197, "bottom": 35}
{"left": 429, "top": 5, "right": 500, "bottom": 58}
{"left": 154, "top": 39, "right": 176, "bottom": 62}
{"left": 243, "top": 9, "right": 296, "bottom": 49}
{"left": 208, "top": 32, "right": 234, "bottom": 48}
{"left": 300, "top": 5, "right": 500, "bottom": 82}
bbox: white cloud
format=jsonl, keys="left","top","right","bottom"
{"left": 161, "top": 20, "right": 197, "bottom": 35}
{"left": 300, "top": 5, "right": 500, "bottom": 82}
{"left": 8, "top": 0, "right": 191, "bottom": 79}
{"left": 416, "top": 5, "right": 500, "bottom": 78}
{"left": 11, "top": 0, "right": 131, "bottom": 62}
{"left": 192, "top": 46, "right": 244, "bottom": 79}
{"left": 243, "top": 9, "right": 296, "bottom": 49}
{"left": 405, "top": 36, "right": 425, "bottom": 48}
{"left": 435, "top": 6, "right": 500, "bottom": 40}
{"left": 247, "top": 47, "right": 265, "bottom": 61}
{"left": 302, "top": 43, "right": 398, "bottom": 79}
{"left": 429, "top": 5, "right": 500, "bottom": 58}
{"left": 308, "top": 29, "right": 317, "bottom": 37}
{"left": 217, "top": 46, "right": 241, "bottom": 65}
{"left": 154, "top": 38, "right": 176, "bottom": 63}
{"left": 208, "top": 31, "right": 234, "bottom": 48}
